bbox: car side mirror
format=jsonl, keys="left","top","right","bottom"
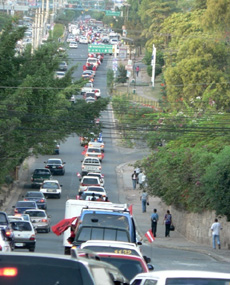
{"left": 144, "top": 256, "right": 151, "bottom": 263}
{"left": 12, "top": 206, "right": 15, "bottom": 208}
{"left": 137, "top": 241, "right": 142, "bottom": 245}
{"left": 81, "top": 160, "right": 83, "bottom": 162}
{"left": 147, "top": 263, "right": 154, "bottom": 271}
{"left": 60, "top": 185, "right": 63, "bottom": 187}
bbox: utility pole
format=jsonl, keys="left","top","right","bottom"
{"left": 151, "top": 44, "right": 156, "bottom": 88}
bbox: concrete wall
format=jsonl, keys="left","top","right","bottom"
{"left": 162, "top": 203, "right": 230, "bottom": 249}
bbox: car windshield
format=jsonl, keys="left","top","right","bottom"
{"left": 10, "top": 221, "right": 32, "bottom": 231}
{"left": 99, "top": 257, "right": 144, "bottom": 281}
{"left": 16, "top": 202, "right": 35, "bottom": 207}
{"left": 47, "top": 160, "right": 61, "bottom": 165}
{"left": 25, "top": 211, "right": 46, "bottom": 218}
{"left": 42, "top": 182, "right": 59, "bottom": 189}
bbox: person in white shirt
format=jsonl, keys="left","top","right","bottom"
{"left": 211, "top": 218, "right": 222, "bottom": 249}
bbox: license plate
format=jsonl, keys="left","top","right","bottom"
{"left": 52, "top": 166, "right": 56, "bottom": 169}
{"left": 15, "top": 243, "right": 24, "bottom": 247}
{"left": 47, "top": 189, "right": 56, "bottom": 192}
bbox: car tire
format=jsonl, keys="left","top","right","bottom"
{"left": 57, "top": 194, "right": 61, "bottom": 199}
{"left": 64, "top": 247, "right": 71, "bottom": 255}
{"left": 29, "top": 247, "right": 35, "bottom": 252}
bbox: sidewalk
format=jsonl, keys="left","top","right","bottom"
{"left": 117, "top": 162, "right": 230, "bottom": 263}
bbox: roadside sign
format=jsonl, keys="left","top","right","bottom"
{"left": 118, "top": 47, "right": 127, "bottom": 59}
{"left": 88, "top": 44, "right": 113, "bottom": 53}
{"left": 105, "top": 10, "right": 121, "bottom": 16}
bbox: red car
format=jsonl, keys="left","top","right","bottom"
{"left": 78, "top": 252, "right": 149, "bottom": 281}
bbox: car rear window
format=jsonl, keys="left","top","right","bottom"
{"left": 16, "top": 202, "right": 35, "bottom": 207}
{"left": 87, "top": 148, "right": 100, "bottom": 153}
{"left": 83, "top": 158, "right": 100, "bottom": 164}
{"left": 25, "top": 211, "right": 45, "bottom": 217}
{"left": 34, "top": 169, "right": 50, "bottom": 175}
{"left": 81, "top": 213, "right": 129, "bottom": 230}
{"left": 47, "top": 160, "right": 61, "bottom": 164}
{"left": 77, "top": 227, "right": 130, "bottom": 243}
{"left": 42, "top": 182, "right": 59, "bottom": 189}
{"left": 82, "top": 178, "right": 99, "bottom": 185}
{"left": 10, "top": 221, "right": 32, "bottom": 231}
{"left": 87, "top": 187, "right": 104, "bottom": 192}
{"left": 26, "top": 192, "right": 42, "bottom": 197}
{"left": 99, "top": 257, "right": 144, "bottom": 281}
{"left": 0, "top": 256, "right": 88, "bottom": 285}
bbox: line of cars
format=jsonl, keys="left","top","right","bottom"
{"left": 2, "top": 158, "right": 66, "bottom": 252}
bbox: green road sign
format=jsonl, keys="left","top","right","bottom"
{"left": 88, "top": 44, "right": 113, "bottom": 53}
{"left": 105, "top": 10, "right": 121, "bottom": 16}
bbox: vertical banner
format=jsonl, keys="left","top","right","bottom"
{"left": 151, "top": 44, "right": 156, "bottom": 87}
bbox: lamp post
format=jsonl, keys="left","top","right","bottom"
{"left": 151, "top": 44, "right": 156, "bottom": 88}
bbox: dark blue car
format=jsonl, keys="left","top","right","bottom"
{"left": 13, "top": 201, "right": 38, "bottom": 214}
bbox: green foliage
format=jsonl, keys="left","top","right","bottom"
{"left": 116, "top": 64, "right": 127, "bottom": 83}
{"left": 52, "top": 23, "right": 65, "bottom": 41}
{"left": 0, "top": 21, "right": 109, "bottom": 185}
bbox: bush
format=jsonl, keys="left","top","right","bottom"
{"left": 116, "top": 64, "right": 127, "bottom": 83}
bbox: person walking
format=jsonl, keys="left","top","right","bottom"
{"left": 135, "top": 66, "right": 140, "bottom": 77}
{"left": 131, "top": 170, "right": 138, "bottom": 190}
{"left": 151, "top": 209, "right": 159, "bottom": 237}
{"left": 164, "top": 210, "right": 172, "bottom": 237}
{"left": 140, "top": 189, "right": 148, "bottom": 213}
{"left": 138, "top": 171, "right": 146, "bottom": 189}
{"left": 211, "top": 218, "right": 222, "bottom": 249}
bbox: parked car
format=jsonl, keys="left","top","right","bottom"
{"left": 31, "top": 168, "right": 52, "bottom": 188}
{"left": 130, "top": 270, "right": 230, "bottom": 285}
{"left": 44, "top": 158, "right": 66, "bottom": 175}
{"left": 10, "top": 220, "right": 36, "bottom": 252}
{"left": 24, "top": 209, "right": 51, "bottom": 233}
{"left": 40, "top": 180, "right": 62, "bottom": 199}
{"left": 13, "top": 201, "right": 38, "bottom": 214}
{"left": 23, "top": 191, "right": 47, "bottom": 210}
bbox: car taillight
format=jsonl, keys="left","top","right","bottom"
{"left": 24, "top": 198, "right": 28, "bottom": 201}
{"left": 58, "top": 166, "right": 63, "bottom": 169}
{"left": 99, "top": 166, "right": 101, "bottom": 170}
{"left": 30, "top": 235, "right": 36, "bottom": 241}
{"left": 5, "top": 230, "right": 11, "bottom": 237}
{"left": 40, "top": 199, "right": 45, "bottom": 203}
{"left": 42, "top": 219, "right": 47, "bottom": 223}
{"left": 96, "top": 184, "right": 100, "bottom": 186}
{"left": 14, "top": 209, "right": 18, "bottom": 213}
{"left": 0, "top": 245, "right": 2, "bottom": 251}
{"left": 45, "top": 166, "right": 49, "bottom": 168}
{"left": 82, "top": 165, "right": 85, "bottom": 169}
{"left": 31, "top": 178, "right": 34, "bottom": 181}
{"left": 0, "top": 268, "right": 18, "bottom": 277}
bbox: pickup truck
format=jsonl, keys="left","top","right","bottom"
{"left": 31, "top": 168, "right": 52, "bottom": 188}
{"left": 81, "top": 157, "right": 101, "bottom": 176}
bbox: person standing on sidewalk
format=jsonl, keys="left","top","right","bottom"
{"left": 140, "top": 189, "right": 148, "bottom": 213}
{"left": 151, "top": 209, "right": 159, "bottom": 237}
{"left": 138, "top": 170, "right": 146, "bottom": 189}
{"left": 164, "top": 210, "right": 172, "bottom": 237}
{"left": 135, "top": 66, "right": 140, "bottom": 77}
{"left": 211, "top": 218, "right": 222, "bottom": 249}
{"left": 131, "top": 170, "right": 138, "bottom": 190}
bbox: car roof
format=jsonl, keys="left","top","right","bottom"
{"left": 82, "top": 240, "right": 138, "bottom": 248}
{"left": 132, "top": 270, "right": 230, "bottom": 279}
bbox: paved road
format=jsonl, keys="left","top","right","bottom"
{"left": 2, "top": 42, "right": 230, "bottom": 273}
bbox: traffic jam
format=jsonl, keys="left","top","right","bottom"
{"left": 0, "top": 18, "right": 154, "bottom": 284}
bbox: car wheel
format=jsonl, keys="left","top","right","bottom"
{"left": 29, "top": 247, "right": 35, "bottom": 252}
{"left": 64, "top": 247, "right": 71, "bottom": 255}
{"left": 57, "top": 194, "right": 61, "bottom": 199}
